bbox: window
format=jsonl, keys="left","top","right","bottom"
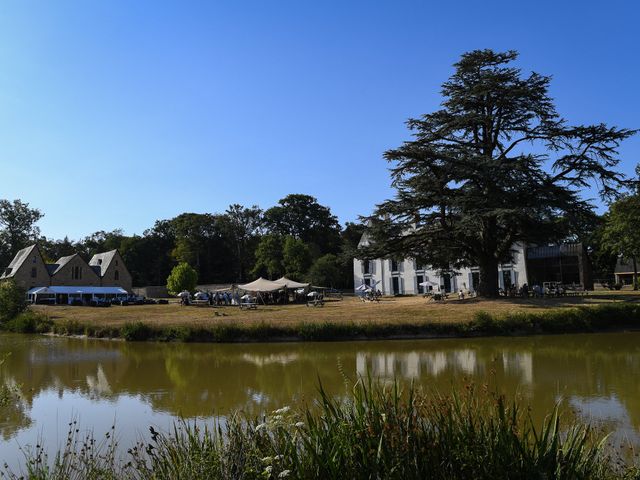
{"left": 363, "top": 261, "right": 371, "bottom": 275}
{"left": 115, "top": 260, "right": 118, "bottom": 266}
{"left": 72, "top": 266, "right": 82, "bottom": 280}
{"left": 114, "top": 270, "right": 119, "bottom": 281}
{"left": 32, "top": 256, "right": 37, "bottom": 264}
{"left": 417, "top": 275, "right": 424, "bottom": 294}
{"left": 31, "top": 267, "right": 37, "bottom": 278}
{"left": 391, "top": 259, "right": 400, "bottom": 272}
{"left": 98, "top": 259, "right": 102, "bottom": 265}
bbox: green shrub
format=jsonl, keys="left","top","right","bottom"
{"left": 4, "top": 311, "right": 52, "bottom": 334}
{"left": 0, "top": 280, "right": 26, "bottom": 324}
{"left": 121, "top": 321, "right": 153, "bottom": 341}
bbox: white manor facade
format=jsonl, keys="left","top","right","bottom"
{"left": 353, "top": 233, "right": 528, "bottom": 295}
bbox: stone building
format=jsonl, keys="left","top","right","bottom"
{"left": 0, "top": 244, "right": 133, "bottom": 293}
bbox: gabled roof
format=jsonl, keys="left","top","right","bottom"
{"left": 49, "top": 254, "right": 80, "bottom": 275}
{"left": 0, "top": 244, "right": 38, "bottom": 279}
{"left": 88, "top": 250, "right": 118, "bottom": 277}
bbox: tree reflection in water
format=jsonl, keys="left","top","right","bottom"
{"left": 1, "top": 332, "right": 640, "bottom": 461}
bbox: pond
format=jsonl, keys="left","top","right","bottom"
{"left": 1, "top": 332, "right": 640, "bottom": 467}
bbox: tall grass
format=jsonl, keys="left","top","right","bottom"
{"left": 5, "top": 381, "right": 638, "bottom": 479}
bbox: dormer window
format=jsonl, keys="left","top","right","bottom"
{"left": 98, "top": 259, "right": 102, "bottom": 265}
{"left": 114, "top": 270, "right": 119, "bottom": 281}
{"left": 31, "top": 267, "right": 37, "bottom": 278}
{"left": 32, "top": 256, "right": 36, "bottom": 263}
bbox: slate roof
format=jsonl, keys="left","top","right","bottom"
{"left": 89, "top": 250, "right": 118, "bottom": 277}
{"left": 0, "top": 244, "right": 37, "bottom": 279}
{"left": 49, "top": 254, "right": 79, "bottom": 275}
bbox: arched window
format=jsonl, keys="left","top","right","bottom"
{"left": 114, "top": 270, "right": 119, "bottom": 281}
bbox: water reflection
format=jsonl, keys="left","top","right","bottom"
{"left": 1, "top": 332, "right": 640, "bottom": 463}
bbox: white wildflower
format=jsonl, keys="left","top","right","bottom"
{"left": 261, "top": 456, "right": 273, "bottom": 464}
{"left": 274, "top": 454, "right": 284, "bottom": 462}
{"left": 274, "top": 406, "right": 290, "bottom": 415}
{"left": 265, "top": 465, "right": 273, "bottom": 474}
{"left": 294, "top": 422, "right": 305, "bottom": 428}
{"left": 273, "top": 415, "right": 283, "bottom": 421}
{"left": 278, "top": 470, "right": 291, "bottom": 478}
{"left": 255, "top": 423, "right": 267, "bottom": 432}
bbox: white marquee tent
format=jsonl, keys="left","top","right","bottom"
{"left": 275, "top": 277, "right": 309, "bottom": 289}
{"left": 237, "top": 277, "right": 284, "bottom": 293}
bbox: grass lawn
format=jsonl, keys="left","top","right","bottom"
{"left": 31, "top": 290, "right": 640, "bottom": 332}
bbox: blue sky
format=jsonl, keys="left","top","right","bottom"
{"left": 0, "top": 0, "right": 638, "bottom": 240}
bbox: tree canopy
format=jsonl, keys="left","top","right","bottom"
{"left": 601, "top": 194, "right": 640, "bottom": 290}
{"left": 0, "top": 200, "right": 43, "bottom": 268}
{"left": 166, "top": 262, "right": 198, "bottom": 295}
{"left": 363, "top": 49, "right": 635, "bottom": 296}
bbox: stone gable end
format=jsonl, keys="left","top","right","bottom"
{"left": 8, "top": 246, "right": 50, "bottom": 290}
{"left": 51, "top": 255, "right": 100, "bottom": 286}
{"left": 101, "top": 251, "right": 133, "bottom": 291}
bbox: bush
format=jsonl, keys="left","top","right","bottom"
{"left": 0, "top": 280, "right": 26, "bottom": 324}
{"left": 121, "top": 321, "right": 153, "bottom": 341}
{"left": 4, "top": 311, "right": 52, "bottom": 333}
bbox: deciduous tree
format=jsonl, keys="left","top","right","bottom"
{"left": 601, "top": 195, "right": 640, "bottom": 290}
{"left": 166, "top": 262, "right": 198, "bottom": 295}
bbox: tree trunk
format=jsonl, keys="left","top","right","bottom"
{"left": 477, "top": 257, "right": 500, "bottom": 297}
{"left": 633, "top": 256, "right": 638, "bottom": 291}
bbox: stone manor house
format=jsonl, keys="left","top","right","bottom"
{"left": 0, "top": 244, "right": 132, "bottom": 302}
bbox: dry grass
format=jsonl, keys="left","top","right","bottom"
{"left": 32, "top": 290, "right": 640, "bottom": 331}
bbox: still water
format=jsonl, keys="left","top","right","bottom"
{"left": 1, "top": 332, "right": 640, "bottom": 466}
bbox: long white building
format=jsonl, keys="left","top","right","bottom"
{"left": 353, "top": 233, "right": 528, "bottom": 295}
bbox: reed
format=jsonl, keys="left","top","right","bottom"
{"left": 5, "top": 381, "right": 638, "bottom": 479}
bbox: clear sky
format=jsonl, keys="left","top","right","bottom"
{"left": 0, "top": 0, "right": 638, "bottom": 240}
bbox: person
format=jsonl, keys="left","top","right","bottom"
{"left": 458, "top": 289, "right": 465, "bottom": 300}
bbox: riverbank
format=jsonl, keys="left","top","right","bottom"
{"left": 13, "top": 292, "right": 640, "bottom": 342}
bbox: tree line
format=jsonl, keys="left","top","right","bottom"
{"left": 0, "top": 194, "right": 365, "bottom": 289}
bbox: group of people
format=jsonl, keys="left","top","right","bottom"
{"left": 180, "top": 290, "right": 240, "bottom": 306}
{"left": 498, "top": 283, "right": 572, "bottom": 298}
{"left": 360, "top": 289, "right": 382, "bottom": 302}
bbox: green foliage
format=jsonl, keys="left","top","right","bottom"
{"left": 121, "top": 322, "right": 153, "bottom": 341}
{"left": 308, "top": 254, "right": 342, "bottom": 287}
{"left": 264, "top": 194, "right": 342, "bottom": 255}
{"left": 602, "top": 194, "right": 640, "bottom": 289}
{"left": 166, "top": 262, "right": 198, "bottom": 295}
{"left": 282, "top": 236, "right": 312, "bottom": 280}
{"left": 3, "top": 311, "right": 52, "bottom": 333}
{"left": 251, "top": 234, "right": 284, "bottom": 279}
{"left": 363, "top": 49, "right": 636, "bottom": 297}
{"left": 5, "top": 381, "right": 633, "bottom": 479}
{"left": 0, "top": 280, "right": 26, "bottom": 323}
{"left": 0, "top": 199, "right": 44, "bottom": 267}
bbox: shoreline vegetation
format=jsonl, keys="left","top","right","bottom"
{"left": 4, "top": 293, "right": 640, "bottom": 343}
{"left": 4, "top": 380, "right": 638, "bottom": 479}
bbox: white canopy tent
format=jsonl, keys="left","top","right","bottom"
{"left": 237, "top": 277, "right": 284, "bottom": 292}
{"left": 27, "top": 286, "right": 128, "bottom": 304}
{"left": 274, "top": 277, "right": 310, "bottom": 289}
{"left": 237, "top": 277, "right": 286, "bottom": 304}
{"left": 419, "top": 280, "right": 440, "bottom": 291}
